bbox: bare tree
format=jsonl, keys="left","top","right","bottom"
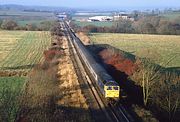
{"left": 140, "top": 59, "right": 160, "bottom": 106}
{"left": 131, "top": 58, "right": 161, "bottom": 106}
{"left": 163, "top": 72, "right": 180, "bottom": 122}
{"left": 1, "top": 19, "right": 18, "bottom": 30}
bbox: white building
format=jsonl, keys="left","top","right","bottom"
{"left": 88, "top": 16, "right": 113, "bottom": 22}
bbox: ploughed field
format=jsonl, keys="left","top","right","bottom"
{"left": 0, "top": 30, "right": 51, "bottom": 70}
{"left": 89, "top": 33, "right": 180, "bottom": 67}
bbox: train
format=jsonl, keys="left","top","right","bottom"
{"left": 64, "top": 21, "right": 120, "bottom": 102}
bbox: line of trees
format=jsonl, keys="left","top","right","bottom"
{"left": 72, "top": 16, "right": 180, "bottom": 35}
{"left": 0, "top": 19, "right": 58, "bottom": 31}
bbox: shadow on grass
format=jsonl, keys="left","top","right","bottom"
{"left": 17, "top": 103, "right": 108, "bottom": 122}
{"left": 16, "top": 79, "right": 107, "bottom": 122}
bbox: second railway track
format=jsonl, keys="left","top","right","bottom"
{"left": 61, "top": 21, "right": 134, "bottom": 122}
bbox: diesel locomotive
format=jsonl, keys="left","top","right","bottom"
{"left": 65, "top": 21, "right": 120, "bottom": 101}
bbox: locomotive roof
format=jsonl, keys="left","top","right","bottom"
{"left": 105, "top": 81, "right": 119, "bottom": 86}
{"left": 99, "top": 72, "right": 113, "bottom": 80}
{"left": 74, "top": 36, "right": 117, "bottom": 85}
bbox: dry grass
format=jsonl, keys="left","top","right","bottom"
{"left": 90, "top": 33, "right": 180, "bottom": 67}
{"left": 56, "top": 36, "right": 91, "bottom": 122}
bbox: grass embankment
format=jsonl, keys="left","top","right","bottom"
{"left": 0, "top": 31, "right": 51, "bottom": 71}
{"left": 0, "top": 77, "right": 25, "bottom": 122}
{"left": 89, "top": 33, "right": 180, "bottom": 68}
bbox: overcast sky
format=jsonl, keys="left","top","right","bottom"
{"left": 1, "top": 0, "right": 180, "bottom": 8}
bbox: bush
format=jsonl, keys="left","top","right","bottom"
{"left": 25, "top": 23, "right": 38, "bottom": 31}
{"left": 133, "top": 105, "right": 159, "bottom": 122}
{"left": 50, "top": 23, "right": 64, "bottom": 36}
{"left": 39, "top": 21, "right": 56, "bottom": 31}
{"left": 113, "top": 20, "right": 134, "bottom": 33}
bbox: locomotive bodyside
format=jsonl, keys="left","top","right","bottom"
{"left": 66, "top": 22, "right": 120, "bottom": 100}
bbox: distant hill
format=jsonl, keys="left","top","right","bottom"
{"left": 0, "top": 4, "right": 74, "bottom": 12}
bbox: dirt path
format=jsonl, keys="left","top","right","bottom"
{"left": 57, "top": 37, "right": 92, "bottom": 121}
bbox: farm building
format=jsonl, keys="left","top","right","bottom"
{"left": 88, "top": 16, "right": 113, "bottom": 22}
{"left": 114, "top": 14, "right": 134, "bottom": 21}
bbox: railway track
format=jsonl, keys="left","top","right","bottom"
{"left": 61, "top": 21, "right": 134, "bottom": 122}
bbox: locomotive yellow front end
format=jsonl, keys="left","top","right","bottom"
{"left": 104, "top": 82, "right": 120, "bottom": 98}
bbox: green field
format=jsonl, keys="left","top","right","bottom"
{"left": 0, "top": 76, "right": 25, "bottom": 94}
{"left": 17, "top": 20, "right": 44, "bottom": 26}
{"left": 160, "top": 11, "right": 180, "bottom": 20}
{"left": 89, "top": 33, "right": 180, "bottom": 67}
{"left": 0, "top": 76, "right": 25, "bottom": 121}
{"left": 0, "top": 30, "right": 51, "bottom": 70}
{"left": 74, "top": 21, "right": 114, "bottom": 27}
{"left": 0, "top": 10, "right": 56, "bottom": 26}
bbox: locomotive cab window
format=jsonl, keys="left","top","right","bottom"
{"left": 107, "top": 86, "right": 112, "bottom": 90}
{"left": 113, "top": 86, "right": 119, "bottom": 90}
